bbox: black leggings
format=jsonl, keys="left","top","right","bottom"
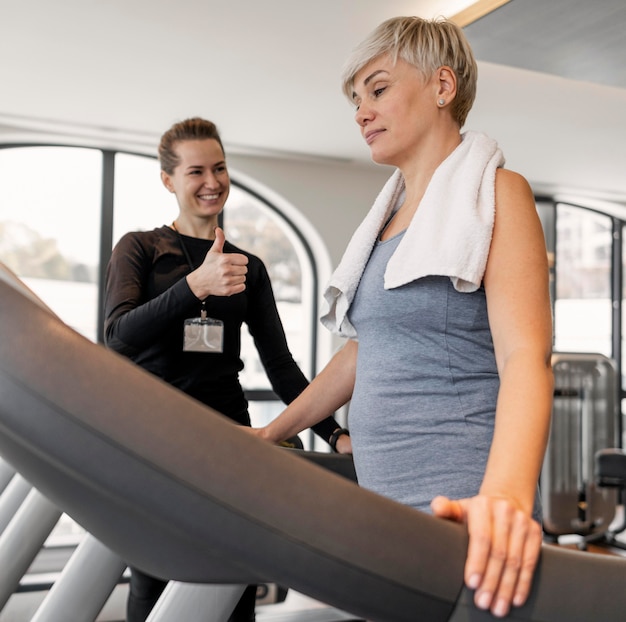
{"left": 126, "top": 567, "right": 256, "bottom": 622}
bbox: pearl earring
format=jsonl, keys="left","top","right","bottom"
{"left": 438, "top": 99, "right": 445, "bottom": 106}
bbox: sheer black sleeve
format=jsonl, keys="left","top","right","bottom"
{"left": 104, "top": 231, "right": 197, "bottom": 357}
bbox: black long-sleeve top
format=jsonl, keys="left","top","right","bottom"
{"left": 104, "top": 225, "right": 337, "bottom": 440}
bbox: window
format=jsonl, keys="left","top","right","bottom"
{"left": 0, "top": 146, "right": 102, "bottom": 341}
{"left": 538, "top": 199, "right": 624, "bottom": 443}
{"left": 112, "top": 152, "right": 178, "bottom": 246}
{"left": 553, "top": 204, "right": 612, "bottom": 357}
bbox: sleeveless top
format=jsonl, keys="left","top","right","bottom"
{"left": 347, "top": 231, "right": 500, "bottom": 513}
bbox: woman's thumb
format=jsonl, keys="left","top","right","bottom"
{"left": 210, "top": 226, "right": 225, "bottom": 253}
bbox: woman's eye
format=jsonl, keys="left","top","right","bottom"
{"left": 373, "top": 87, "right": 386, "bottom": 98}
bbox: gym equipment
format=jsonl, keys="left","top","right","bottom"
{"left": 541, "top": 353, "right": 623, "bottom": 546}
{"left": 2, "top": 265, "right": 626, "bottom": 621}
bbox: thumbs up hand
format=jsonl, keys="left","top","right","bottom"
{"left": 186, "top": 227, "right": 248, "bottom": 299}
{"left": 209, "top": 225, "right": 227, "bottom": 254}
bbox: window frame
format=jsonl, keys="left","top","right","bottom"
{"left": 538, "top": 197, "right": 625, "bottom": 443}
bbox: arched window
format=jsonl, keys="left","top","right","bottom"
{"left": 0, "top": 145, "right": 328, "bottom": 437}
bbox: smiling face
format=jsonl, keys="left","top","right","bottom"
{"left": 160, "top": 138, "right": 230, "bottom": 225}
{"left": 351, "top": 54, "right": 440, "bottom": 168}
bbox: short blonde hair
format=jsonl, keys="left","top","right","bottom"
{"left": 341, "top": 16, "right": 477, "bottom": 127}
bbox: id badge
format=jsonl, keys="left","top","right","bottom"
{"left": 183, "top": 315, "right": 224, "bottom": 353}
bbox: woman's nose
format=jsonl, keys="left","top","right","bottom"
{"left": 203, "top": 173, "right": 219, "bottom": 188}
{"left": 355, "top": 102, "right": 372, "bottom": 126}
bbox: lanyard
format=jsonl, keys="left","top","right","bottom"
{"left": 172, "top": 223, "right": 206, "bottom": 318}
{"left": 172, "top": 223, "right": 196, "bottom": 272}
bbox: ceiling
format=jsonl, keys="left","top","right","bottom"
{"left": 1, "top": 0, "right": 625, "bottom": 204}
{"left": 464, "top": 0, "right": 626, "bottom": 91}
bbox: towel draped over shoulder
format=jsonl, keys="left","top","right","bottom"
{"left": 320, "top": 131, "right": 505, "bottom": 338}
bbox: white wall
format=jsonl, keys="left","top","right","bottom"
{"left": 228, "top": 153, "right": 392, "bottom": 268}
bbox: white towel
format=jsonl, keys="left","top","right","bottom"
{"left": 321, "top": 131, "right": 505, "bottom": 338}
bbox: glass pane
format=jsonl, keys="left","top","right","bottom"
{"left": 225, "top": 185, "right": 311, "bottom": 389}
{"left": 0, "top": 146, "right": 102, "bottom": 340}
{"left": 554, "top": 204, "right": 612, "bottom": 356}
{"left": 113, "top": 153, "right": 178, "bottom": 245}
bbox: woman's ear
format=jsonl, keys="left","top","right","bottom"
{"left": 436, "top": 66, "right": 457, "bottom": 105}
{"left": 160, "top": 170, "right": 175, "bottom": 193}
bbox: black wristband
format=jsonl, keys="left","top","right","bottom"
{"left": 329, "top": 427, "right": 350, "bottom": 453}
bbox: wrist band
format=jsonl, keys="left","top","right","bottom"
{"left": 329, "top": 427, "right": 350, "bottom": 453}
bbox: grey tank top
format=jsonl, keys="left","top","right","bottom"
{"left": 347, "top": 231, "right": 500, "bottom": 513}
